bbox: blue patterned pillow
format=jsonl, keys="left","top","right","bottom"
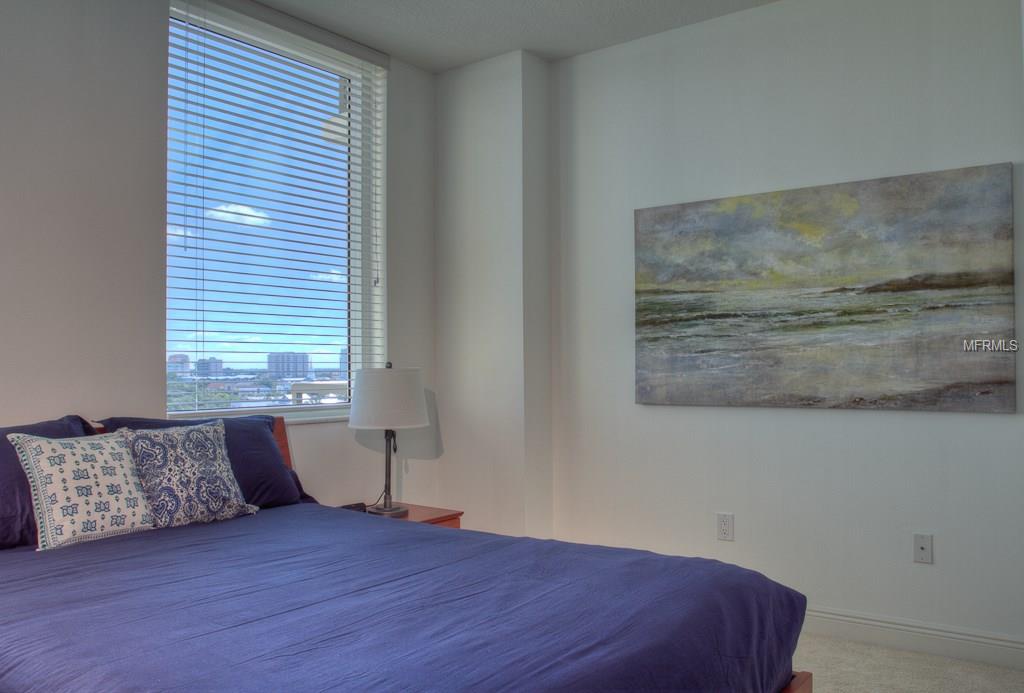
{"left": 121, "top": 421, "right": 257, "bottom": 528}
{"left": 6, "top": 431, "right": 154, "bottom": 550}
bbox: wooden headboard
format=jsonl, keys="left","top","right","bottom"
{"left": 271, "top": 416, "right": 293, "bottom": 469}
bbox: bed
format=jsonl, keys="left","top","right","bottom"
{"left": 0, "top": 419, "right": 810, "bottom": 692}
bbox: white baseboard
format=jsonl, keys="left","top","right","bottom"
{"left": 804, "top": 606, "right": 1024, "bottom": 670}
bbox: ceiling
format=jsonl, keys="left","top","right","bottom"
{"left": 257, "top": 0, "right": 777, "bottom": 73}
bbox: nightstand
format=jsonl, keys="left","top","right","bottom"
{"left": 395, "top": 503, "right": 464, "bottom": 528}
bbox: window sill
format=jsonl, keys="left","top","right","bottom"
{"left": 166, "top": 405, "right": 350, "bottom": 425}
{"left": 283, "top": 412, "right": 349, "bottom": 426}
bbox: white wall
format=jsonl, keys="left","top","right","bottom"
{"left": 435, "top": 52, "right": 528, "bottom": 534}
{"left": 0, "top": 0, "right": 168, "bottom": 423}
{"left": 434, "top": 51, "right": 554, "bottom": 536}
{"left": 551, "top": 0, "right": 1024, "bottom": 666}
{"left": 521, "top": 53, "right": 554, "bottom": 538}
{"left": 0, "top": 0, "right": 439, "bottom": 509}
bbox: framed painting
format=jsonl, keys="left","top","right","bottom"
{"left": 635, "top": 163, "right": 1015, "bottom": 413}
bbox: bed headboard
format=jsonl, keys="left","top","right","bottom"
{"left": 89, "top": 415, "right": 294, "bottom": 470}
{"left": 271, "top": 416, "right": 293, "bottom": 470}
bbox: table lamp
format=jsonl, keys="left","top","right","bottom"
{"left": 348, "top": 362, "right": 428, "bottom": 517}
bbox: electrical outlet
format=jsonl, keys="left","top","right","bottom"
{"left": 717, "top": 513, "right": 734, "bottom": 542}
{"left": 914, "top": 533, "right": 934, "bottom": 564}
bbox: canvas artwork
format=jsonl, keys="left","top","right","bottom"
{"left": 635, "top": 163, "right": 1015, "bottom": 413}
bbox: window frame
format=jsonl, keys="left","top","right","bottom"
{"left": 166, "top": 1, "right": 387, "bottom": 421}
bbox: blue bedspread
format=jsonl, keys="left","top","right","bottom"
{"left": 0, "top": 504, "right": 805, "bottom": 692}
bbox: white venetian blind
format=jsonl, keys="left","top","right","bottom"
{"left": 166, "top": 1, "right": 386, "bottom": 415}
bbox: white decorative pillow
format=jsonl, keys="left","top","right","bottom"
{"left": 6, "top": 431, "right": 154, "bottom": 550}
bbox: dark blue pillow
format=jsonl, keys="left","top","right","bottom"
{"left": 100, "top": 415, "right": 300, "bottom": 509}
{"left": 0, "top": 415, "right": 91, "bottom": 549}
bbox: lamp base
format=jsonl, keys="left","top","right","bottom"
{"left": 367, "top": 503, "right": 409, "bottom": 518}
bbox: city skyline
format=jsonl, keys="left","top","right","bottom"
{"left": 167, "top": 347, "right": 349, "bottom": 376}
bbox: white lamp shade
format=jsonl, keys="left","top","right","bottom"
{"left": 348, "top": 367, "right": 429, "bottom": 430}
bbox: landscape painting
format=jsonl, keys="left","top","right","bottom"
{"left": 635, "top": 163, "right": 1016, "bottom": 413}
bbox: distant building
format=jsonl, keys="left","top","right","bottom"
{"left": 167, "top": 354, "right": 190, "bottom": 374}
{"left": 268, "top": 352, "right": 310, "bottom": 379}
{"left": 339, "top": 346, "right": 349, "bottom": 378}
{"left": 195, "top": 357, "right": 224, "bottom": 378}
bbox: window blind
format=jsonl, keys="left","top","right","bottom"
{"left": 167, "top": 1, "right": 386, "bottom": 415}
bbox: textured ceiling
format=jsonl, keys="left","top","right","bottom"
{"left": 257, "top": 0, "right": 777, "bottom": 72}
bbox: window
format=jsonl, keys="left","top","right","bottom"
{"left": 166, "top": 2, "right": 386, "bottom": 416}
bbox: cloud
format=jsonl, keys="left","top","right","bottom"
{"left": 636, "top": 164, "right": 1013, "bottom": 288}
{"left": 309, "top": 270, "right": 345, "bottom": 283}
{"left": 168, "top": 225, "right": 195, "bottom": 237}
{"left": 168, "top": 225, "right": 198, "bottom": 249}
{"left": 206, "top": 204, "right": 271, "bottom": 226}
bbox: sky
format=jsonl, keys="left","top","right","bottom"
{"left": 167, "top": 18, "right": 359, "bottom": 371}
{"left": 635, "top": 163, "right": 1013, "bottom": 291}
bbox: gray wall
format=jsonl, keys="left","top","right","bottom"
{"left": 0, "top": 0, "right": 168, "bottom": 421}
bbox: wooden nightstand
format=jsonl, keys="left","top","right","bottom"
{"left": 395, "top": 503, "right": 464, "bottom": 528}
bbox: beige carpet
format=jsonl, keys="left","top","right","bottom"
{"left": 794, "top": 634, "right": 1024, "bottom": 693}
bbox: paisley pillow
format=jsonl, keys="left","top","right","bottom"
{"left": 5, "top": 431, "right": 154, "bottom": 550}
{"left": 121, "top": 421, "right": 257, "bottom": 528}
